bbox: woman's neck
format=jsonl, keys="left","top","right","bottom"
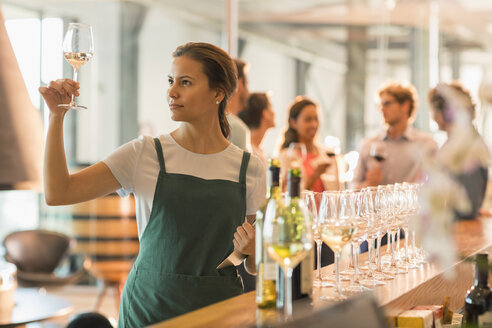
{"left": 299, "top": 138, "right": 317, "bottom": 154}
{"left": 172, "top": 122, "right": 229, "bottom": 154}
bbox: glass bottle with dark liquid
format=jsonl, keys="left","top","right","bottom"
{"left": 464, "top": 253, "right": 492, "bottom": 328}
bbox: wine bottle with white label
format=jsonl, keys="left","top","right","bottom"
{"left": 255, "top": 159, "right": 281, "bottom": 308}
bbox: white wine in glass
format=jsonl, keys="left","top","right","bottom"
{"left": 263, "top": 169, "right": 313, "bottom": 319}
{"left": 58, "top": 23, "right": 94, "bottom": 110}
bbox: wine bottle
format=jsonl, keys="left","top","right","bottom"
{"left": 276, "top": 168, "right": 314, "bottom": 308}
{"left": 255, "top": 159, "right": 280, "bottom": 309}
{"left": 464, "top": 253, "right": 492, "bottom": 328}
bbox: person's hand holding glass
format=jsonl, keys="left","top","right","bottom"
{"left": 58, "top": 23, "right": 94, "bottom": 110}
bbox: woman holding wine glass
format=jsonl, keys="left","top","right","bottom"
{"left": 279, "top": 96, "right": 339, "bottom": 193}
{"left": 40, "top": 41, "right": 265, "bottom": 327}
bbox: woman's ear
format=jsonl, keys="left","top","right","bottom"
{"left": 289, "top": 117, "right": 297, "bottom": 130}
{"left": 215, "top": 89, "right": 225, "bottom": 104}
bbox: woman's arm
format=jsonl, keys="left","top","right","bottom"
{"left": 40, "top": 79, "right": 121, "bottom": 205}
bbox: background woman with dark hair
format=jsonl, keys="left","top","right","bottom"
{"left": 238, "top": 92, "right": 275, "bottom": 167}
{"left": 40, "top": 42, "right": 265, "bottom": 327}
{"left": 279, "top": 96, "right": 335, "bottom": 192}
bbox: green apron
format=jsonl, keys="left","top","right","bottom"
{"left": 118, "top": 138, "right": 250, "bottom": 327}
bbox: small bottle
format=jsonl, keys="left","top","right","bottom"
{"left": 255, "top": 159, "right": 280, "bottom": 308}
{"left": 276, "top": 168, "right": 314, "bottom": 308}
{"left": 464, "top": 253, "right": 492, "bottom": 328}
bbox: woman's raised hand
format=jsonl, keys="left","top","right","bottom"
{"left": 39, "top": 79, "right": 79, "bottom": 115}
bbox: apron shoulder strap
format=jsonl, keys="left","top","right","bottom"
{"left": 153, "top": 137, "right": 167, "bottom": 173}
{"left": 239, "top": 151, "right": 251, "bottom": 185}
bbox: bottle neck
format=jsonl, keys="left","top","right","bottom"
{"left": 474, "top": 255, "right": 489, "bottom": 288}
{"left": 267, "top": 185, "right": 281, "bottom": 199}
{"left": 266, "top": 166, "right": 281, "bottom": 199}
{"left": 287, "top": 176, "right": 301, "bottom": 199}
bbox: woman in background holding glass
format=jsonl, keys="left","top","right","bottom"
{"left": 40, "top": 42, "right": 265, "bottom": 327}
{"left": 279, "top": 96, "right": 335, "bottom": 192}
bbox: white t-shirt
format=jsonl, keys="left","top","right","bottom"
{"left": 103, "top": 134, "right": 266, "bottom": 239}
{"left": 227, "top": 113, "right": 251, "bottom": 152}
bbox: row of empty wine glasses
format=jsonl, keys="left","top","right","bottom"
{"left": 303, "top": 182, "right": 424, "bottom": 301}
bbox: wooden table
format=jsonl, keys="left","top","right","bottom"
{"left": 0, "top": 288, "right": 73, "bottom": 327}
{"left": 149, "top": 216, "right": 492, "bottom": 328}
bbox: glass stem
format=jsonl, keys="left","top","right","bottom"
{"left": 284, "top": 267, "right": 294, "bottom": 318}
{"left": 70, "top": 68, "right": 79, "bottom": 106}
{"left": 390, "top": 231, "right": 397, "bottom": 267}
{"left": 386, "top": 230, "right": 391, "bottom": 254}
{"left": 354, "top": 243, "right": 360, "bottom": 283}
{"left": 376, "top": 235, "right": 382, "bottom": 272}
{"left": 404, "top": 226, "right": 409, "bottom": 262}
{"left": 335, "top": 252, "right": 342, "bottom": 294}
{"left": 367, "top": 238, "right": 374, "bottom": 276}
{"left": 397, "top": 229, "right": 401, "bottom": 258}
{"left": 316, "top": 240, "right": 322, "bottom": 281}
{"left": 349, "top": 243, "right": 354, "bottom": 268}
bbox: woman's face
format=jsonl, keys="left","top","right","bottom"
{"left": 167, "top": 56, "right": 219, "bottom": 123}
{"left": 291, "top": 104, "right": 319, "bottom": 142}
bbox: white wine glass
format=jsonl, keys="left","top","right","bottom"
{"left": 58, "top": 23, "right": 94, "bottom": 110}
{"left": 263, "top": 198, "right": 313, "bottom": 319}
{"left": 320, "top": 190, "right": 357, "bottom": 301}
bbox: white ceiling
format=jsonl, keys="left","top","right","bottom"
{"left": 3, "top": 0, "right": 492, "bottom": 63}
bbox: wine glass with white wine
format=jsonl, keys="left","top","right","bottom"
{"left": 263, "top": 192, "right": 313, "bottom": 319}
{"left": 58, "top": 23, "right": 94, "bottom": 110}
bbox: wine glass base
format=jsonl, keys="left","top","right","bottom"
{"left": 319, "top": 290, "right": 348, "bottom": 302}
{"left": 360, "top": 277, "right": 386, "bottom": 287}
{"left": 313, "top": 279, "right": 335, "bottom": 288}
{"left": 58, "top": 104, "right": 87, "bottom": 110}
{"left": 345, "top": 283, "right": 372, "bottom": 294}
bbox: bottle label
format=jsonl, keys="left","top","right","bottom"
{"left": 263, "top": 259, "right": 277, "bottom": 280}
{"left": 300, "top": 245, "right": 314, "bottom": 295}
{"left": 479, "top": 312, "right": 492, "bottom": 327}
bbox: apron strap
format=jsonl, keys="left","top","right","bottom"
{"left": 238, "top": 152, "right": 250, "bottom": 185}
{"left": 153, "top": 137, "right": 167, "bottom": 173}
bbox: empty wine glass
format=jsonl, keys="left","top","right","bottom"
{"left": 303, "top": 191, "right": 333, "bottom": 288}
{"left": 373, "top": 185, "right": 395, "bottom": 280}
{"left": 58, "top": 23, "right": 94, "bottom": 110}
{"left": 359, "top": 187, "right": 386, "bottom": 287}
{"left": 345, "top": 190, "right": 372, "bottom": 294}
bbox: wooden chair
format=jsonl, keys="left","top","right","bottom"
{"left": 3, "top": 229, "right": 85, "bottom": 286}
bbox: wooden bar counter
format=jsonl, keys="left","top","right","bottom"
{"left": 149, "top": 216, "right": 492, "bottom": 328}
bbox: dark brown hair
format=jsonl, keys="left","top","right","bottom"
{"left": 281, "top": 96, "right": 317, "bottom": 149}
{"left": 428, "top": 81, "right": 476, "bottom": 121}
{"left": 234, "top": 58, "right": 247, "bottom": 81}
{"left": 172, "top": 42, "right": 237, "bottom": 138}
{"left": 238, "top": 92, "right": 270, "bottom": 129}
{"left": 378, "top": 82, "right": 418, "bottom": 119}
